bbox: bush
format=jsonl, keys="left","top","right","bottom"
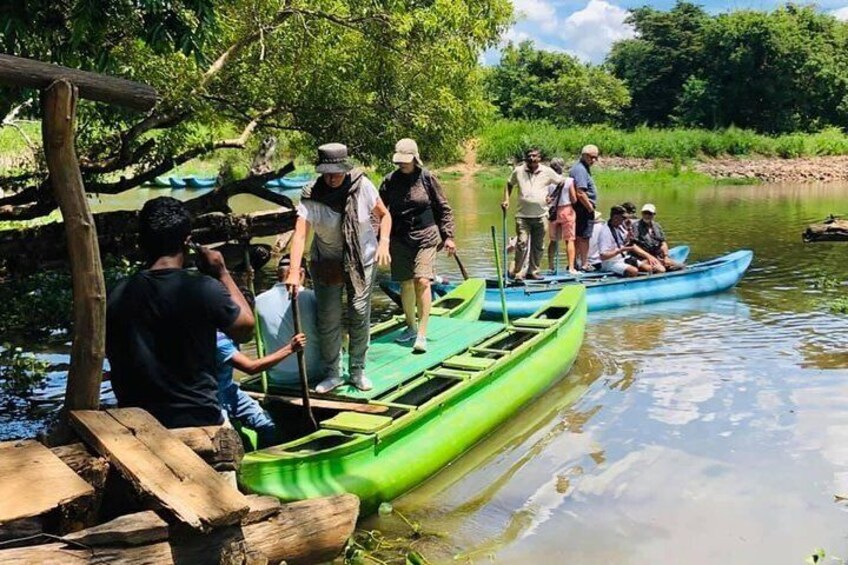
{"left": 476, "top": 120, "right": 848, "bottom": 164}
{"left": 0, "top": 345, "right": 49, "bottom": 400}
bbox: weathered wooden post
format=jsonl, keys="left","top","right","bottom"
{"left": 41, "top": 80, "right": 104, "bottom": 414}
{"left": 0, "top": 55, "right": 157, "bottom": 433}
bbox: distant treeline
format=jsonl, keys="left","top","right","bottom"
{"left": 477, "top": 121, "right": 848, "bottom": 163}
{"left": 486, "top": 2, "right": 848, "bottom": 135}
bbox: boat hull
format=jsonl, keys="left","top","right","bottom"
{"left": 240, "top": 286, "right": 587, "bottom": 514}
{"left": 381, "top": 247, "right": 752, "bottom": 318}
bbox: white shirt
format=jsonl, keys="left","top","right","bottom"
{"left": 597, "top": 223, "right": 629, "bottom": 260}
{"left": 587, "top": 222, "right": 605, "bottom": 265}
{"left": 508, "top": 164, "right": 565, "bottom": 218}
{"left": 546, "top": 177, "right": 574, "bottom": 207}
{"left": 255, "top": 284, "right": 323, "bottom": 385}
{"left": 296, "top": 176, "right": 379, "bottom": 265}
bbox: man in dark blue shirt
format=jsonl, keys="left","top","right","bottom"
{"left": 106, "top": 197, "right": 255, "bottom": 428}
{"left": 569, "top": 144, "right": 599, "bottom": 271}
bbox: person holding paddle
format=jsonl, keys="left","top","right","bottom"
{"left": 285, "top": 143, "right": 391, "bottom": 394}
{"left": 380, "top": 138, "right": 456, "bottom": 354}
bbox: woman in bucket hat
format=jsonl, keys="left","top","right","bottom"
{"left": 285, "top": 143, "right": 392, "bottom": 393}
{"left": 379, "top": 138, "right": 456, "bottom": 354}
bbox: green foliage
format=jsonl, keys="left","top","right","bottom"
{"left": 830, "top": 298, "right": 848, "bottom": 314}
{"left": 476, "top": 120, "right": 848, "bottom": 162}
{"left": 486, "top": 42, "right": 630, "bottom": 126}
{"left": 0, "top": 258, "right": 140, "bottom": 339}
{"left": 608, "top": 2, "right": 848, "bottom": 133}
{"left": 344, "top": 508, "right": 435, "bottom": 565}
{"left": 608, "top": 2, "right": 709, "bottom": 127}
{"left": 0, "top": 345, "right": 49, "bottom": 401}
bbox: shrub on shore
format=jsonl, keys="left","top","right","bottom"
{"left": 477, "top": 120, "right": 848, "bottom": 163}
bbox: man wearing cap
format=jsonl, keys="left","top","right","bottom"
{"left": 380, "top": 138, "right": 456, "bottom": 354}
{"left": 598, "top": 205, "right": 661, "bottom": 277}
{"left": 632, "top": 203, "right": 683, "bottom": 271}
{"left": 502, "top": 147, "right": 566, "bottom": 280}
{"left": 285, "top": 143, "right": 391, "bottom": 393}
{"left": 255, "top": 255, "right": 324, "bottom": 386}
{"left": 569, "top": 145, "right": 600, "bottom": 271}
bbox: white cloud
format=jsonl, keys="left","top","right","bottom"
{"left": 559, "top": 0, "right": 635, "bottom": 62}
{"left": 513, "top": 0, "right": 560, "bottom": 33}
{"left": 831, "top": 6, "right": 848, "bottom": 20}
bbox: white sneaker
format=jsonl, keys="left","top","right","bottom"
{"left": 315, "top": 376, "right": 344, "bottom": 394}
{"left": 395, "top": 326, "right": 418, "bottom": 344}
{"left": 413, "top": 335, "right": 427, "bottom": 353}
{"left": 350, "top": 374, "right": 373, "bottom": 391}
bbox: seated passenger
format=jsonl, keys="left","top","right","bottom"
{"left": 598, "top": 205, "right": 664, "bottom": 277}
{"left": 255, "top": 256, "right": 325, "bottom": 387}
{"left": 215, "top": 293, "right": 306, "bottom": 447}
{"left": 586, "top": 211, "right": 605, "bottom": 272}
{"left": 620, "top": 201, "right": 638, "bottom": 239}
{"left": 106, "top": 197, "right": 255, "bottom": 428}
{"left": 633, "top": 204, "right": 684, "bottom": 271}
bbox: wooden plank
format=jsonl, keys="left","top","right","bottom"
{"left": 0, "top": 440, "right": 94, "bottom": 524}
{"left": 62, "top": 511, "right": 169, "bottom": 547}
{"left": 170, "top": 426, "right": 244, "bottom": 471}
{"left": 0, "top": 494, "right": 359, "bottom": 564}
{"left": 70, "top": 408, "right": 249, "bottom": 531}
{"left": 0, "top": 54, "right": 157, "bottom": 111}
{"left": 247, "top": 391, "right": 389, "bottom": 414}
{"left": 242, "top": 495, "right": 282, "bottom": 525}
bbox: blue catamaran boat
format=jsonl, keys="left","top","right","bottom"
{"left": 381, "top": 247, "right": 753, "bottom": 319}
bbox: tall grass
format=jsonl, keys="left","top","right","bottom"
{"left": 477, "top": 120, "right": 848, "bottom": 163}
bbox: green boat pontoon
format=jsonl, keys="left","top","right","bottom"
{"left": 239, "top": 279, "right": 587, "bottom": 514}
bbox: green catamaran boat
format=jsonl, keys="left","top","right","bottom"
{"left": 239, "top": 279, "right": 587, "bottom": 513}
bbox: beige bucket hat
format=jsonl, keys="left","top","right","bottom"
{"left": 392, "top": 138, "right": 424, "bottom": 167}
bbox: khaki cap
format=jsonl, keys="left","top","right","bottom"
{"left": 393, "top": 138, "right": 424, "bottom": 167}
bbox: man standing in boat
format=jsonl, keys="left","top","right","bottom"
{"left": 380, "top": 138, "right": 456, "bottom": 354}
{"left": 569, "top": 145, "right": 599, "bottom": 271}
{"left": 502, "top": 147, "right": 567, "bottom": 281}
{"left": 285, "top": 143, "right": 392, "bottom": 393}
{"left": 106, "top": 197, "right": 256, "bottom": 428}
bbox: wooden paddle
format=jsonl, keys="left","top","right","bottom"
{"left": 291, "top": 290, "right": 318, "bottom": 431}
{"left": 452, "top": 252, "right": 470, "bottom": 280}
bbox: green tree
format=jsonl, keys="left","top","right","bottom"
{"left": 682, "top": 5, "right": 848, "bottom": 132}
{"left": 0, "top": 0, "right": 512, "bottom": 220}
{"left": 486, "top": 41, "right": 630, "bottom": 126}
{"left": 607, "top": 1, "right": 708, "bottom": 127}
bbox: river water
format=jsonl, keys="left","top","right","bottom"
{"left": 5, "top": 175, "right": 848, "bottom": 563}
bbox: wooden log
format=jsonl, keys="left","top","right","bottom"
{"left": 62, "top": 511, "right": 169, "bottom": 547}
{"left": 0, "top": 208, "right": 295, "bottom": 274}
{"left": 169, "top": 426, "right": 245, "bottom": 472}
{"left": 0, "top": 441, "right": 94, "bottom": 525}
{"left": 0, "top": 54, "right": 157, "bottom": 111}
{"left": 242, "top": 495, "right": 282, "bottom": 525}
{"left": 70, "top": 409, "right": 250, "bottom": 531}
{"left": 42, "top": 80, "right": 105, "bottom": 427}
{"left": 803, "top": 217, "right": 848, "bottom": 242}
{"left": 0, "top": 494, "right": 359, "bottom": 564}
{"left": 50, "top": 443, "right": 110, "bottom": 531}
{"left": 246, "top": 390, "right": 390, "bottom": 414}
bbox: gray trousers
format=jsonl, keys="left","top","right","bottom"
{"left": 515, "top": 216, "right": 546, "bottom": 275}
{"left": 313, "top": 264, "right": 375, "bottom": 379}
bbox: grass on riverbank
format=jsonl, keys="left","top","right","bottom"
{"left": 477, "top": 120, "right": 848, "bottom": 163}
{"left": 469, "top": 163, "right": 756, "bottom": 193}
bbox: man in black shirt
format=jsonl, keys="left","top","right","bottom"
{"left": 106, "top": 197, "right": 255, "bottom": 428}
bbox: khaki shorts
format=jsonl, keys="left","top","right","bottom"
{"left": 390, "top": 242, "right": 437, "bottom": 281}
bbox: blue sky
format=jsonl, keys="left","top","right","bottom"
{"left": 490, "top": 0, "right": 848, "bottom": 64}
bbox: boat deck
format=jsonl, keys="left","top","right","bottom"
{"left": 274, "top": 317, "right": 503, "bottom": 400}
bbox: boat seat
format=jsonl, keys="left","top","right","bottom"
{"left": 442, "top": 355, "right": 496, "bottom": 371}
{"left": 425, "top": 368, "right": 473, "bottom": 380}
{"left": 469, "top": 346, "right": 510, "bottom": 356}
{"left": 321, "top": 412, "right": 393, "bottom": 434}
{"left": 512, "top": 317, "right": 557, "bottom": 329}
{"left": 429, "top": 306, "right": 450, "bottom": 316}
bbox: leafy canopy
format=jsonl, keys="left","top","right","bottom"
{"left": 485, "top": 41, "right": 630, "bottom": 127}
